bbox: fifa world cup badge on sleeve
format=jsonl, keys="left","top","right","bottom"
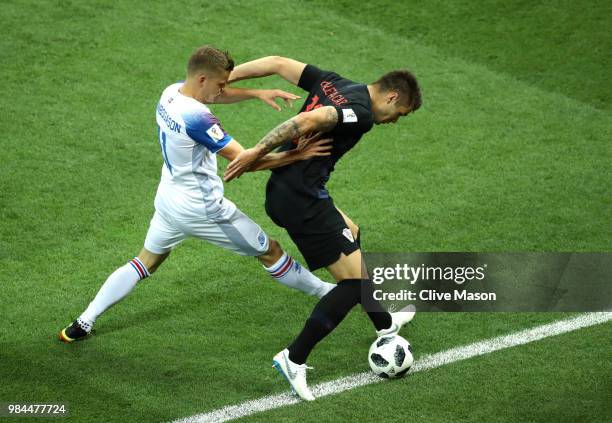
{"left": 206, "top": 124, "right": 225, "bottom": 142}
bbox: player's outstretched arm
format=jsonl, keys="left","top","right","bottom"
{"left": 229, "top": 56, "right": 307, "bottom": 86}
{"left": 218, "top": 136, "right": 332, "bottom": 173}
{"left": 211, "top": 87, "right": 300, "bottom": 111}
{"left": 223, "top": 106, "right": 338, "bottom": 181}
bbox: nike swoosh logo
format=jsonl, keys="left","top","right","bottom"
{"left": 283, "top": 353, "right": 297, "bottom": 380}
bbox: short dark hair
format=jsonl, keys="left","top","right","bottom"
{"left": 187, "top": 45, "right": 234, "bottom": 76}
{"left": 373, "top": 70, "right": 422, "bottom": 112}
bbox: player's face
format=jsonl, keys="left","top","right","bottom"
{"left": 374, "top": 92, "right": 411, "bottom": 125}
{"left": 200, "top": 70, "right": 230, "bottom": 102}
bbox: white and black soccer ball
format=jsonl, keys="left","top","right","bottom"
{"left": 368, "top": 335, "right": 413, "bottom": 378}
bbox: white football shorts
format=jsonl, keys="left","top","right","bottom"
{"left": 143, "top": 199, "right": 270, "bottom": 256}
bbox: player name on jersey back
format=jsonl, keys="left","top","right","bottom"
{"left": 156, "top": 102, "right": 182, "bottom": 133}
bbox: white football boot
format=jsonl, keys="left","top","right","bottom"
{"left": 376, "top": 304, "right": 416, "bottom": 337}
{"left": 272, "top": 349, "right": 315, "bottom": 401}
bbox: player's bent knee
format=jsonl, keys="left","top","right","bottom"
{"left": 256, "top": 239, "right": 283, "bottom": 267}
{"left": 326, "top": 250, "right": 363, "bottom": 281}
{"left": 266, "top": 239, "right": 282, "bottom": 256}
{"left": 137, "top": 248, "right": 170, "bottom": 274}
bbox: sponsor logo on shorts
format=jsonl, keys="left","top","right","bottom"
{"left": 342, "top": 228, "right": 354, "bottom": 243}
{"left": 258, "top": 232, "right": 266, "bottom": 247}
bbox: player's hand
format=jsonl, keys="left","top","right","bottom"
{"left": 297, "top": 137, "right": 333, "bottom": 160}
{"left": 224, "top": 147, "right": 261, "bottom": 181}
{"left": 295, "top": 131, "right": 323, "bottom": 151}
{"left": 257, "top": 89, "right": 301, "bottom": 111}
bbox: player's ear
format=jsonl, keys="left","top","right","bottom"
{"left": 387, "top": 91, "right": 400, "bottom": 104}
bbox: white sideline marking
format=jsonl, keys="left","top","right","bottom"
{"left": 172, "top": 312, "right": 612, "bottom": 423}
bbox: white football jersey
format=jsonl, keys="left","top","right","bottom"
{"left": 154, "top": 83, "right": 235, "bottom": 220}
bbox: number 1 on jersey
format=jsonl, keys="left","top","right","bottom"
{"left": 158, "top": 126, "right": 173, "bottom": 175}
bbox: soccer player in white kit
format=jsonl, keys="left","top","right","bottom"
{"left": 59, "top": 46, "right": 335, "bottom": 342}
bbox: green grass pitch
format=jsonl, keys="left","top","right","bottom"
{"left": 1, "top": 0, "right": 610, "bottom": 421}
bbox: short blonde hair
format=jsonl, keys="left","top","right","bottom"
{"left": 187, "top": 45, "right": 234, "bottom": 75}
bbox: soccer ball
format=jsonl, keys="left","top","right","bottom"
{"left": 368, "top": 335, "right": 413, "bottom": 378}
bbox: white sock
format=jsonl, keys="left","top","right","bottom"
{"left": 264, "top": 253, "right": 335, "bottom": 298}
{"left": 79, "top": 257, "right": 150, "bottom": 331}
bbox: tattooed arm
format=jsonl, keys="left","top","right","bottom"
{"left": 224, "top": 106, "right": 338, "bottom": 181}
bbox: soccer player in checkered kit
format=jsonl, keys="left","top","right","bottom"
{"left": 224, "top": 56, "right": 422, "bottom": 400}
